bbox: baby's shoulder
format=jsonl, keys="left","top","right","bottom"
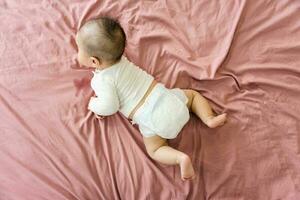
{"left": 92, "top": 72, "right": 114, "bottom": 83}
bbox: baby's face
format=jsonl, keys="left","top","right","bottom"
{"left": 75, "top": 34, "right": 93, "bottom": 68}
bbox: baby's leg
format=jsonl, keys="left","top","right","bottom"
{"left": 143, "top": 135, "right": 195, "bottom": 181}
{"left": 184, "top": 89, "right": 227, "bottom": 128}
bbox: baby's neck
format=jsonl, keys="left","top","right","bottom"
{"left": 98, "top": 59, "right": 121, "bottom": 70}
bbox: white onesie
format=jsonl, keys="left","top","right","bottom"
{"left": 88, "top": 56, "right": 190, "bottom": 139}
{"left": 89, "top": 56, "right": 154, "bottom": 118}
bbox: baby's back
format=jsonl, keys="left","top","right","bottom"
{"left": 91, "top": 56, "right": 154, "bottom": 118}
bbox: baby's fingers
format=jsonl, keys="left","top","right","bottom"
{"left": 95, "top": 115, "right": 105, "bottom": 120}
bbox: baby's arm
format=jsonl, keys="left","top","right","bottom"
{"left": 88, "top": 97, "right": 105, "bottom": 119}
{"left": 89, "top": 77, "right": 119, "bottom": 117}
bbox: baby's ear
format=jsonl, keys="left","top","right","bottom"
{"left": 90, "top": 56, "right": 101, "bottom": 68}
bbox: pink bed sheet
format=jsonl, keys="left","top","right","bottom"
{"left": 0, "top": 0, "right": 300, "bottom": 199}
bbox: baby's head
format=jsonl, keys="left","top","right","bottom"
{"left": 76, "top": 16, "right": 126, "bottom": 69}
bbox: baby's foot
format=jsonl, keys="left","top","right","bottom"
{"left": 179, "top": 155, "right": 195, "bottom": 181}
{"left": 205, "top": 113, "right": 227, "bottom": 128}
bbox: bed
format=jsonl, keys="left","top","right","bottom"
{"left": 0, "top": 0, "right": 299, "bottom": 199}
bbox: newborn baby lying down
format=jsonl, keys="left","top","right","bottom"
{"left": 75, "top": 16, "right": 227, "bottom": 181}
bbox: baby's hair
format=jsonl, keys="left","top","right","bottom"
{"left": 78, "top": 16, "right": 126, "bottom": 63}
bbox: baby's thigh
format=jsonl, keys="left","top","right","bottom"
{"left": 183, "top": 89, "right": 196, "bottom": 110}
{"left": 143, "top": 135, "right": 167, "bottom": 155}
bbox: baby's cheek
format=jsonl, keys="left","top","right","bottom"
{"left": 77, "top": 52, "right": 83, "bottom": 63}
{"left": 77, "top": 53, "right": 87, "bottom": 66}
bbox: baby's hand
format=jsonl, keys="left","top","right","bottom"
{"left": 95, "top": 115, "right": 105, "bottom": 120}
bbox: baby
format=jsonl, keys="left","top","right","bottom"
{"left": 75, "top": 16, "right": 227, "bottom": 181}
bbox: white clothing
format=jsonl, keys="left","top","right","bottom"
{"left": 132, "top": 83, "right": 190, "bottom": 139}
{"left": 88, "top": 56, "right": 190, "bottom": 139}
{"left": 88, "top": 56, "right": 154, "bottom": 117}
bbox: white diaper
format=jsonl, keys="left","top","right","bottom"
{"left": 132, "top": 83, "right": 190, "bottom": 139}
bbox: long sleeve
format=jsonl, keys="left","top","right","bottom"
{"left": 88, "top": 76, "right": 120, "bottom": 116}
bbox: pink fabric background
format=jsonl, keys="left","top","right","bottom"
{"left": 1, "top": 0, "right": 300, "bottom": 199}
